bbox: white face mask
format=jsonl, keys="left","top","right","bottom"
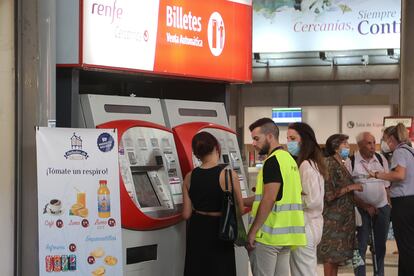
{"left": 381, "top": 140, "right": 391, "bottom": 153}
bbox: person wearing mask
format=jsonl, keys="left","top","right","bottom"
{"left": 317, "top": 134, "right": 363, "bottom": 276}
{"left": 345, "top": 132, "right": 390, "bottom": 276}
{"left": 182, "top": 131, "right": 244, "bottom": 276}
{"left": 366, "top": 123, "right": 414, "bottom": 275}
{"left": 244, "top": 118, "right": 306, "bottom": 276}
{"left": 245, "top": 118, "right": 306, "bottom": 276}
{"left": 286, "top": 122, "right": 329, "bottom": 276}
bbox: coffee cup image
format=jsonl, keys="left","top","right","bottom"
{"left": 43, "top": 199, "right": 63, "bottom": 215}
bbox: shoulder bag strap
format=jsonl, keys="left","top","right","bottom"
{"left": 400, "top": 145, "right": 414, "bottom": 158}
{"left": 374, "top": 152, "right": 384, "bottom": 168}
{"left": 224, "top": 168, "right": 229, "bottom": 192}
{"left": 228, "top": 169, "right": 234, "bottom": 194}
{"left": 350, "top": 155, "right": 355, "bottom": 172}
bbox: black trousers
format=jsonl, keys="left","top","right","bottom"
{"left": 391, "top": 195, "right": 414, "bottom": 276}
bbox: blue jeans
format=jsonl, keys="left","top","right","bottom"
{"left": 354, "top": 204, "right": 391, "bottom": 276}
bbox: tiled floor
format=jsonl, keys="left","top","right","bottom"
{"left": 317, "top": 240, "right": 398, "bottom": 276}
{"left": 247, "top": 240, "right": 399, "bottom": 276}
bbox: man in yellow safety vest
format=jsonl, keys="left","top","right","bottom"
{"left": 245, "top": 118, "right": 306, "bottom": 276}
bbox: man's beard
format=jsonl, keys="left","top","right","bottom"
{"left": 258, "top": 141, "right": 270, "bottom": 155}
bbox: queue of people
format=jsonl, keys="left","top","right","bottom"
{"left": 181, "top": 119, "right": 413, "bottom": 276}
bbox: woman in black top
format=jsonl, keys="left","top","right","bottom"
{"left": 182, "top": 131, "right": 244, "bottom": 276}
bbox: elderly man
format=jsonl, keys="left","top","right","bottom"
{"left": 346, "top": 132, "right": 391, "bottom": 276}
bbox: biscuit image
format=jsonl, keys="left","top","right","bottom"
{"left": 104, "top": 255, "right": 118, "bottom": 266}
{"left": 90, "top": 247, "right": 105, "bottom": 258}
{"left": 92, "top": 266, "right": 105, "bottom": 276}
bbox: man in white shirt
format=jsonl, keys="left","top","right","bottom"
{"left": 345, "top": 132, "right": 391, "bottom": 276}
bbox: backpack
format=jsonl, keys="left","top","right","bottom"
{"left": 350, "top": 152, "right": 384, "bottom": 172}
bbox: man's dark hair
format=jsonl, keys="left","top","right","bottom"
{"left": 249, "top": 118, "right": 279, "bottom": 140}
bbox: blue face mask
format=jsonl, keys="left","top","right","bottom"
{"left": 340, "top": 148, "right": 350, "bottom": 159}
{"left": 287, "top": 141, "right": 300, "bottom": 156}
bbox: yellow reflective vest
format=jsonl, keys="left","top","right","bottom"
{"left": 249, "top": 149, "right": 306, "bottom": 246}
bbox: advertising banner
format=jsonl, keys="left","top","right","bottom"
{"left": 82, "top": 0, "right": 252, "bottom": 82}
{"left": 253, "top": 0, "right": 401, "bottom": 52}
{"left": 36, "top": 127, "right": 123, "bottom": 276}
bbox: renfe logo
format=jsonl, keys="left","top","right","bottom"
{"left": 91, "top": 0, "right": 123, "bottom": 24}
{"left": 207, "top": 12, "right": 225, "bottom": 56}
{"left": 166, "top": 6, "right": 202, "bottom": 32}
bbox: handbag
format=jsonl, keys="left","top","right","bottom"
{"left": 231, "top": 170, "right": 248, "bottom": 247}
{"left": 218, "top": 169, "right": 248, "bottom": 246}
{"left": 218, "top": 169, "right": 237, "bottom": 242}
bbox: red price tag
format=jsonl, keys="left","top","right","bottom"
{"left": 56, "top": 219, "right": 64, "bottom": 228}
{"left": 87, "top": 256, "right": 95, "bottom": 265}
{"left": 108, "top": 218, "right": 116, "bottom": 227}
{"left": 82, "top": 219, "right": 89, "bottom": 228}
{"left": 69, "top": 243, "right": 77, "bottom": 252}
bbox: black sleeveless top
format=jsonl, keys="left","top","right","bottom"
{"left": 189, "top": 166, "right": 224, "bottom": 212}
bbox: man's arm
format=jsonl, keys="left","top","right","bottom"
{"left": 246, "top": 182, "right": 280, "bottom": 250}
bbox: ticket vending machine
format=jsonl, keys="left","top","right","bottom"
{"left": 161, "top": 99, "right": 250, "bottom": 275}
{"left": 79, "top": 95, "right": 185, "bottom": 276}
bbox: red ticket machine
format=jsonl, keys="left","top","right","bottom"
{"left": 161, "top": 99, "right": 250, "bottom": 276}
{"left": 80, "top": 95, "right": 185, "bottom": 276}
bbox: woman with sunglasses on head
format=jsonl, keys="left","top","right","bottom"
{"left": 317, "top": 134, "right": 363, "bottom": 276}
{"left": 367, "top": 123, "right": 414, "bottom": 275}
{"left": 286, "top": 122, "right": 329, "bottom": 276}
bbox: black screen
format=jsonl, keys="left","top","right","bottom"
{"left": 222, "top": 154, "right": 230, "bottom": 164}
{"left": 131, "top": 172, "right": 161, "bottom": 208}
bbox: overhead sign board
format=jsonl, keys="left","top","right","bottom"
{"left": 77, "top": 0, "right": 252, "bottom": 82}
{"left": 253, "top": 0, "right": 401, "bottom": 53}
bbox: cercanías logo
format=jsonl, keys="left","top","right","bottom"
{"left": 64, "top": 133, "right": 89, "bottom": 160}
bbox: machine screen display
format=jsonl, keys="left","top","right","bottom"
{"left": 222, "top": 154, "right": 230, "bottom": 164}
{"left": 131, "top": 172, "right": 161, "bottom": 208}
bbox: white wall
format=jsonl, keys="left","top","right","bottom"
{"left": 342, "top": 105, "right": 391, "bottom": 144}
{"left": 0, "top": 0, "right": 15, "bottom": 275}
{"left": 244, "top": 106, "right": 340, "bottom": 145}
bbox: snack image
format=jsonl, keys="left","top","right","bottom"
{"left": 91, "top": 266, "right": 105, "bottom": 276}
{"left": 90, "top": 247, "right": 105, "bottom": 258}
{"left": 104, "top": 255, "right": 118, "bottom": 266}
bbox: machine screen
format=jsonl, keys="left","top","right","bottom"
{"left": 222, "top": 154, "right": 230, "bottom": 164}
{"left": 131, "top": 171, "right": 161, "bottom": 208}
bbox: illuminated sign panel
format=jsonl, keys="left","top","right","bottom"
{"left": 81, "top": 0, "right": 252, "bottom": 82}
{"left": 253, "top": 0, "right": 400, "bottom": 52}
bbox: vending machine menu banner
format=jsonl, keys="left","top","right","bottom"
{"left": 81, "top": 0, "right": 252, "bottom": 82}
{"left": 36, "top": 127, "right": 123, "bottom": 276}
